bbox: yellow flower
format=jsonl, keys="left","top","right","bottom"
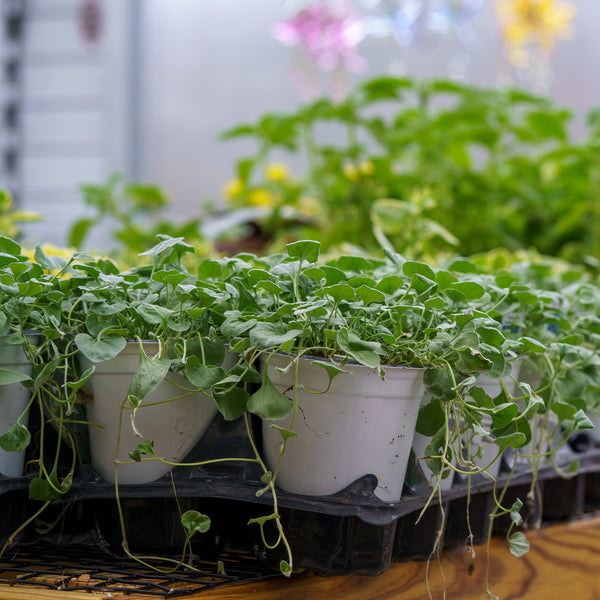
{"left": 495, "top": 0, "right": 576, "bottom": 52}
{"left": 248, "top": 188, "right": 276, "bottom": 208}
{"left": 40, "top": 243, "right": 76, "bottom": 260}
{"left": 221, "top": 178, "right": 245, "bottom": 201}
{"left": 264, "top": 162, "right": 291, "bottom": 182}
{"left": 359, "top": 160, "right": 375, "bottom": 176}
{"left": 344, "top": 160, "right": 374, "bottom": 180}
{"left": 297, "top": 196, "right": 321, "bottom": 218}
{"left": 343, "top": 162, "right": 359, "bottom": 181}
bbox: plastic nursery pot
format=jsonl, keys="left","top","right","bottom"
{"left": 412, "top": 431, "right": 456, "bottom": 491}
{"left": 86, "top": 341, "right": 236, "bottom": 484}
{"left": 412, "top": 391, "right": 456, "bottom": 491}
{"left": 464, "top": 415, "right": 503, "bottom": 479}
{"left": 261, "top": 354, "right": 425, "bottom": 502}
{"left": 513, "top": 413, "right": 554, "bottom": 470}
{"left": 0, "top": 342, "right": 34, "bottom": 477}
{"left": 584, "top": 415, "right": 600, "bottom": 446}
{"left": 464, "top": 362, "right": 523, "bottom": 480}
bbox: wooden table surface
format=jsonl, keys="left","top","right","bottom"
{"left": 1, "top": 514, "right": 599, "bottom": 600}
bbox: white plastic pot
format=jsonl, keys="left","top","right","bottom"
{"left": 86, "top": 342, "right": 236, "bottom": 484}
{"left": 412, "top": 391, "right": 457, "bottom": 490}
{"left": 511, "top": 359, "right": 553, "bottom": 464}
{"left": 261, "top": 354, "right": 425, "bottom": 502}
{"left": 412, "top": 430, "right": 456, "bottom": 491}
{"left": 588, "top": 416, "right": 600, "bottom": 444}
{"left": 0, "top": 343, "right": 33, "bottom": 477}
{"left": 466, "top": 361, "right": 523, "bottom": 479}
{"left": 413, "top": 361, "right": 523, "bottom": 485}
{"left": 466, "top": 415, "right": 502, "bottom": 478}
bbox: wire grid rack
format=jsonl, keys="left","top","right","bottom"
{"left": 0, "top": 543, "right": 280, "bottom": 597}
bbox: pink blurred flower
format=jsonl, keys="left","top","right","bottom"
{"left": 273, "top": 2, "right": 366, "bottom": 73}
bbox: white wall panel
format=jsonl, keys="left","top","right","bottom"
{"left": 23, "top": 110, "right": 105, "bottom": 144}
{"left": 18, "top": 0, "right": 138, "bottom": 247}
{"left": 25, "top": 19, "right": 99, "bottom": 58}
{"left": 23, "top": 64, "right": 104, "bottom": 100}
{"left": 28, "top": 0, "right": 82, "bottom": 19}
{"left": 22, "top": 155, "right": 106, "bottom": 188}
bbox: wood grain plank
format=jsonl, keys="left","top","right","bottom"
{"left": 0, "top": 588, "right": 115, "bottom": 600}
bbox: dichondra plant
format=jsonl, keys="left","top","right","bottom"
{"left": 0, "top": 235, "right": 596, "bottom": 597}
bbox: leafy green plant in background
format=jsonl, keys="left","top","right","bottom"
{"left": 67, "top": 174, "right": 212, "bottom": 264}
{"left": 0, "top": 190, "right": 42, "bottom": 240}
{"left": 220, "top": 77, "right": 600, "bottom": 263}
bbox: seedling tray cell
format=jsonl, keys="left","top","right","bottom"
{"left": 392, "top": 502, "right": 448, "bottom": 562}
{"left": 492, "top": 483, "right": 541, "bottom": 534}
{"left": 0, "top": 488, "right": 28, "bottom": 550}
{"left": 541, "top": 474, "right": 586, "bottom": 522}
{"left": 254, "top": 506, "right": 397, "bottom": 576}
{"left": 444, "top": 491, "right": 495, "bottom": 549}
{"left": 94, "top": 497, "right": 257, "bottom": 559}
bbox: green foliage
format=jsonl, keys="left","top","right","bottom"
{"left": 74, "top": 333, "right": 126, "bottom": 362}
{"left": 181, "top": 510, "right": 211, "bottom": 538}
{"left": 247, "top": 372, "right": 292, "bottom": 420}
{"left": 220, "top": 77, "right": 600, "bottom": 263}
{"left": 0, "top": 231, "right": 598, "bottom": 580}
{"left": 508, "top": 531, "right": 530, "bottom": 558}
{"left": 0, "top": 422, "right": 30, "bottom": 452}
{"left": 67, "top": 175, "right": 211, "bottom": 263}
{"left": 0, "top": 190, "right": 42, "bottom": 240}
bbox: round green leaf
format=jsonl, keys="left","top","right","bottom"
{"left": 0, "top": 422, "right": 30, "bottom": 452}
{"left": 181, "top": 510, "right": 211, "bottom": 537}
{"left": 75, "top": 333, "right": 127, "bottom": 363}
{"left": 286, "top": 240, "right": 320, "bottom": 263}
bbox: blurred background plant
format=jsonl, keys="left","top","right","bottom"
{"left": 67, "top": 174, "right": 212, "bottom": 264}
{"left": 218, "top": 75, "right": 600, "bottom": 264}
{"left": 495, "top": 0, "right": 577, "bottom": 91}
{"left": 0, "top": 190, "right": 42, "bottom": 241}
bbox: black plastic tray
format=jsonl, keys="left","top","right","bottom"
{"left": 2, "top": 412, "right": 600, "bottom": 576}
